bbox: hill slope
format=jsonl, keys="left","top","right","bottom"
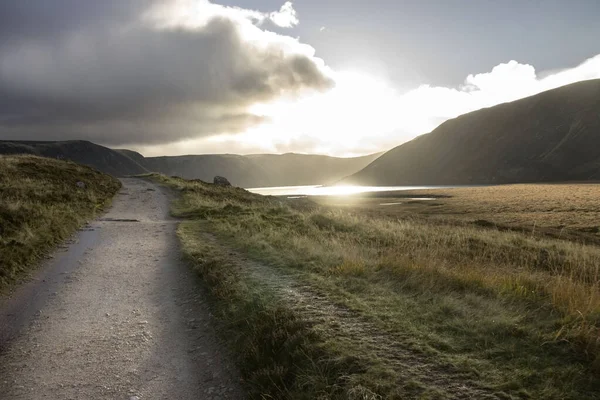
{"left": 146, "top": 152, "right": 381, "bottom": 187}
{"left": 344, "top": 79, "right": 600, "bottom": 186}
{"left": 0, "top": 141, "right": 149, "bottom": 177}
{"left": 0, "top": 140, "right": 381, "bottom": 187}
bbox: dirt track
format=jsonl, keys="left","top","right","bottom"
{"left": 0, "top": 178, "right": 243, "bottom": 400}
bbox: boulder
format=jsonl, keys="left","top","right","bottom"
{"left": 213, "top": 176, "right": 232, "bottom": 186}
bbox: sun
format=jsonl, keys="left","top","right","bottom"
{"left": 244, "top": 70, "right": 409, "bottom": 155}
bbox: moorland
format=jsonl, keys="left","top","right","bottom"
{"left": 149, "top": 174, "right": 600, "bottom": 399}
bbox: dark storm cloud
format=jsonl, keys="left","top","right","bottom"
{"left": 0, "top": 1, "right": 150, "bottom": 43}
{"left": 0, "top": 0, "right": 333, "bottom": 146}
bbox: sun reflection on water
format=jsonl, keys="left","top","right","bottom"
{"left": 247, "top": 185, "right": 444, "bottom": 197}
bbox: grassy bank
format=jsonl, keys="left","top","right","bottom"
{"left": 154, "top": 175, "right": 600, "bottom": 399}
{"left": 0, "top": 155, "right": 121, "bottom": 290}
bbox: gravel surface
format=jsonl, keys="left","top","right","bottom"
{"left": 0, "top": 178, "right": 244, "bottom": 400}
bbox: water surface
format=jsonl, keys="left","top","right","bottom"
{"left": 248, "top": 185, "right": 464, "bottom": 197}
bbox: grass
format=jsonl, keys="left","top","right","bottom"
{"left": 177, "top": 224, "right": 360, "bottom": 399}
{"left": 151, "top": 174, "right": 600, "bottom": 399}
{"left": 317, "top": 184, "right": 600, "bottom": 245}
{"left": 0, "top": 155, "right": 121, "bottom": 290}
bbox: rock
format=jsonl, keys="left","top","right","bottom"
{"left": 76, "top": 181, "right": 86, "bottom": 189}
{"left": 213, "top": 176, "right": 231, "bottom": 186}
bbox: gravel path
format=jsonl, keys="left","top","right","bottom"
{"left": 0, "top": 178, "right": 244, "bottom": 400}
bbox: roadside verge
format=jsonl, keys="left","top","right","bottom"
{"left": 0, "top": 155, "right": 121, "bottom": 292}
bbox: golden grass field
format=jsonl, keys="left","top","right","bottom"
{"left": 317, "top": 184, "right": 600, "bottom": 244}
{"left": 151, "top": 175, "right": 600, "bottom": 399}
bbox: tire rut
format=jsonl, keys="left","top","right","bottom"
{"left": 198, "top": 229, "right": 502, "bottom": 400}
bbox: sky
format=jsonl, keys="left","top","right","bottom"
{"left": 0, "top": 0, "right": 599, "bottom": 157}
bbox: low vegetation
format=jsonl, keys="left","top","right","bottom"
{"left": 319, "top": 184, "right": 600, "bottom": 244}
{"left": 0, "top": 155, "right": 121, "bottom": 290}
{"left": 153, "top": 174, "right": 600, "bottom": 399}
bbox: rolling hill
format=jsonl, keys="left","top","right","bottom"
{"left": 146, "top": 152, "right": 382, "bottom": 187}
{"left": 0, "top": 140, "right": 381, "bottom": 188}
{"left": 0, "top": 140, "right": 149, "bottom": 176}
{"left": 343, "top": 79, "right": 600, "bottom": 186}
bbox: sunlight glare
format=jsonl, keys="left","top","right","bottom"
{"left": 245, "top": 70, "right": 426, "bottom": 155}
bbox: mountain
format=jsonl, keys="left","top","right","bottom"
{"left": 343, "top": 79, "right": 600, "bottom": 186}
{"left": 115, "top": 149, "right": 148, "bottom": 166}
{"left": 0, "top": 140, "right": 381, "bottom": 187}
{"left": 144, "top": 152, "right": 382, "bottom": 187}
{"left": 144, "top": 154, "right": 266, "bottom": 186}
{"left": 0, "top": 140, "right": 149, "bottom": 176}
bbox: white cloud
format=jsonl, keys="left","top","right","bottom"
{"left": 145, "top": 0, "right": 299, "bottom": 30}
{"left": 402, "top": 54, "right": 600, "bottom": 122}
{"left": 269, "top": 2, "right": 299, "bottom": 28}
{"left": 136, "top": 54, "right": 600, "bottom": 157}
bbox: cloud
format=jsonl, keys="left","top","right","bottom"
{"left": 399, "top": 54, "right": 600, "bottom": 122}
{"left": 137, "top": 54, "right": 600, "bottom": 157}
{"left": 144, "top": 0, "right": 299, "bottom": 30}
{"left": 0, "top": 0, "right": 331, "bottom": 146}
{"left": 0, "top": 1, "right": 147, "bottom": 43}
{"left": 269, "top": 2, "right": 299, "bottom": 28}
{"left": 1, "top": 1, "right": 598, "bottom": 158}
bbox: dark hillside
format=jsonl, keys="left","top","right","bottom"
{"left": 0, "top": 140, "right": 381, "bottom": 187}
{"left": 344, "top": 79, "right": 600, "bottom": 185}
{"left": 147, "top": 152, "right": 382, "bottom": 187}
{"left": 0, "top": 141, "right": 148, "bottom": 177}
{"left": 144, "top": 154, "right": 266, "bottom": 187}
{"left": 115, "top": 149, "right": 147, "bottom": 166}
